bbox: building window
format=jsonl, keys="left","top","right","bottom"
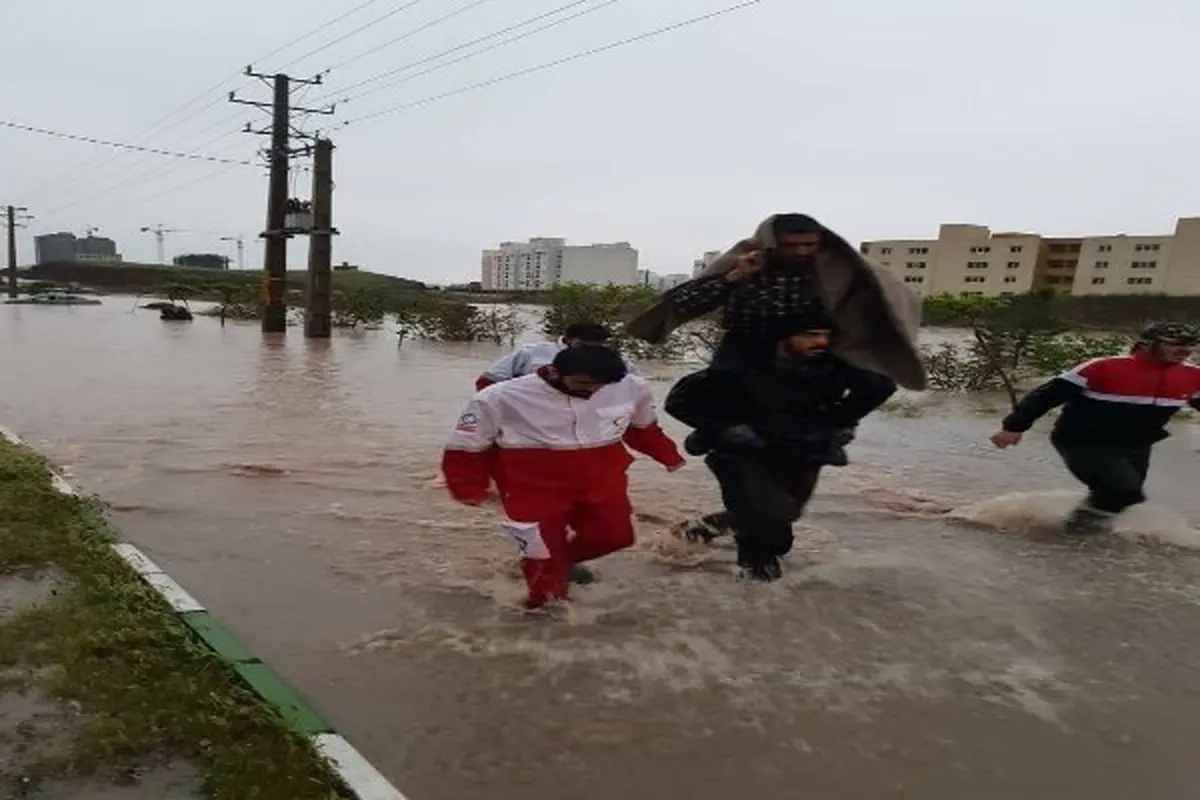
{"left": 1006, "top": 261, "right": 1020, "bottom": 269}
{"left": 907, "top": 246, "right": 929, "bottom": 255}
{"left": 968, "top": 245, "right": 992, "bottom": 254}
{"left": 1126, "top": 277, "right": 1153, "bottom": 285}
{"left": 1010, "top": 245, "right": 1023, "bottom": 253}
{"left": 905, "top": 261, "right": 927, "bottom": 269}
{"left": 1098, "top": 244, "right": 1113, "bottom": 253}
{"left": 960, "top": 291, "right": 984, "bottom": 297}
{"left": 881, "top": 247, "right": 892, "bottom": 254}
{"left": 1130, "top": 261, "right": 1158, "bottom": 269}
{"left": 860, "top": 244, "right": 870, "bottom": 254}
{"left": 964, "top": 276, "right": 986, "bottom": 284}
{"left": 1094, "top": 260, "right": 1109, "bottom": 269}
{"left": 903, "top": 275, "right": 924, "bottom": 284}
{"left": 966, "top": 261, "right": 989, "bottom": 269}
{"left": 1091, "top": 277, "right": 1106, "bottom": 285}
{"left": 1002, "top": 276, "right": 1018, "bottom": 284}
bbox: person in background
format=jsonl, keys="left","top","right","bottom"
{"left": 664, "top": 312, "right": 896, "bottom": 581}
{"left": 474, "top": 321, "right": 636, "bottom": 391}
{"left": 990, "top": 321, "right": 1200, "bottom": 536}
{"left": 443, "top": 345, "right": 685, "bottom": 609}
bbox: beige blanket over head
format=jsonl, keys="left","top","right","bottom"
{"left": 625, "top": 214, "right": 927, "bottom": 391}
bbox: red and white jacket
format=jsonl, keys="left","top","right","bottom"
{"left": 1003, "top": 349, "right": 1200, "bottom": 446}
{"left": 442, "top": 369, "right": 684, "bottom": 504}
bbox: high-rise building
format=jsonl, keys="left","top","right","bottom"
{"left": 860, "top": 217, "right": 1200, "bottom": 297}
{"left": 480, "top": 238, "right": 638, "bottom": 290}
{"left": 34, "top": 232, "right": 122, "bottom": 265}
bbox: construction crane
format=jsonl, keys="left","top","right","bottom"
{"left": 139, "top": 224, "right": 184, "bottom": 265}
{"left": 219, "top": 235, "right": 245, "bottom": 271}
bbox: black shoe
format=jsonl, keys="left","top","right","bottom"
{"left": 1063, "top": 506, "right": 1113, "bottom": 537}
{"left": 681, "top": 514, "right": 732, "bottom": 544}
{"left": 569, "top": 564, "right": 597, "bottom": 585}
{"left": 738, "top": 556, "right": 783, "bottom": 582}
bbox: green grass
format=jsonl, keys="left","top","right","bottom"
{"left": 0, "top": 439, "right": 346, "bottom": 798}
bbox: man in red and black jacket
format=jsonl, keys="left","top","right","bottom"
{"left": 990, "top": 322, "right": 1200, "bottom": 535}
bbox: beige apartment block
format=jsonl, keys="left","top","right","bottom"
{"left": 861, "top": 217, "right": 1200, "bottom": 297}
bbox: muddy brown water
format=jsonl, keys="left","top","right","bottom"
{"left": 2, "top": 302, "right": 1199, "bottom": 800}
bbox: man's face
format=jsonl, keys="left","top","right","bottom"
{"left": 779, "top": 330, "right": 831, "bottom": 358}
{"left": 1153, "top": 341, "right": 1195, "bottom": 364}
{"left": 544, "top": 367, "right": 607, "bottom": 398}
{"left": 774, "top": 231, "right": 821, "bottom": 260}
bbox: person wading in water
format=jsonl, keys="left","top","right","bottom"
{"left": 442, "top": 345, "right": 684, "bottom": 609}
{"left": 990, "top": 321, "right": 1200, "bottom": 536}
{"left": 664, "top": 313, "right": 896, "bottom": 580}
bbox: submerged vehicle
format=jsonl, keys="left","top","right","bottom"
{"left": 4, "top": 291, "right": 102, "bottom": 306}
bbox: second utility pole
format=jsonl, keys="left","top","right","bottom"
{"left": 305, "top": 138, "right": 337, "bottom": 338}
{"left": 5, "top": 205, "right": 30, "bottom": 299}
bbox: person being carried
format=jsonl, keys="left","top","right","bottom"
{"left": 626, "top": 213, "right": 926, "bottom": 392}
{"left": 663, "top": 313, "right": 896, "bottom": 581}
{"left": 443, "top": 345, "right": 685, "bottom": 609}
{"left": 473, "top": 321, "right": 636, "bottom": 391}
{"left": 990, "top": 321, "right": 1200, "bottom": 536}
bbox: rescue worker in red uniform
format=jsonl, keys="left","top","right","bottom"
{"left": 442, "top": 345, "right": 685, "bottom": 609}
{"left": 991, "top": 322, "right": 1200, "bottom": 535}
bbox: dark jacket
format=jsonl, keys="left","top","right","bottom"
{"left": 1002, "top": 350, "right": 1200, "bottom": 446}
{"left": 664, "top": 354, "right": 897, "bottom": 460}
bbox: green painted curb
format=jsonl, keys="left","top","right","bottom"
{"left": 233, "top": 661, "right": 333, "bottom": 737}
{"left": 180, "top": 611, "right": 259, "bottom": 664}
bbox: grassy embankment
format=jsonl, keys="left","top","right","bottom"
{"left": 23, "top": 262, "right": 450, "bottom": 311}
{"left": 0, "top": 438, "right": 346, "bottom": 798}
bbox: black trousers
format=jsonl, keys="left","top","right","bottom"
{"left": 703, "top": 450, "right": 822, "bottom": 564}
{"left": 1052, "top": 438, "right": 1151, "bottom": 515}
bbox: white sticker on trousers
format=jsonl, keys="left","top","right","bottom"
{"left": 499, "top": 519, "right": 551, "bottom": 560}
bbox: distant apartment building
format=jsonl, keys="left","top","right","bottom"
{"left": 480, "top": 237, "right": 638, "bottom": 290}
{"left": 692, "top": 250, "right": 722, "bottom": 277}
{"left": 638, "top": 271, "right": 690, "bottom": 290}
{"left": 34, "top": 232, "right": 122, "bottom": 265}
{"left": 860, "top": 217, "right": 1200, "bottom": 297}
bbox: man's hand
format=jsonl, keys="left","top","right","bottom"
{"left": 989, "top": 430, "right": 1022, "bottom": 449}
{"left": 723, "top": 249, "right": 764, "bottom": 282}
{"left": 666, "top": 459, "right": 686, "bottom": 473}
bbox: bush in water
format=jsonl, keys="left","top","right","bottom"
{"left": 398, "top": 303, "right": 524, "bottom": 344}
{"left": 542, "top": 283, "right": 692, "bottom": 361}
{"left": 920, "top": 292, "right": 1130, "bottom": 398}
{"left": 332, "top": 287, "right": 387, "bottom": 330}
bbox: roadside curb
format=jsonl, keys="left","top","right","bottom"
{"left": 0, "top": 425, "right": 409, "bottom": 800}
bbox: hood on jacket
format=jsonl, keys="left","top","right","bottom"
{"left": 625, "top": 213, "right": 927, "bottom": 391}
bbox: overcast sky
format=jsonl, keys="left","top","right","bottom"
{"left": 3, "top": 0, "right": 1197, "bottom": 283}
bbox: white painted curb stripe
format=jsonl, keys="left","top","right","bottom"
{"left": 313, "top": 734, "right": 411, "bottom": 800}
{"left": 3, "top": 427, "right": 411, "bottom": 800}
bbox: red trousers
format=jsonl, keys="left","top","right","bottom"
{"left": 501, "top": 478, "right": 635, "bottom": 608}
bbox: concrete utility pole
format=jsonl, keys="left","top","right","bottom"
{"left": 4, "top": 205, "right": 31, "bottom": 298}
{"left": 231, "top": 66, "right": 334, "bottom": 334}
{"left": 305, "top": 138, "right": 338, "bottom": 338}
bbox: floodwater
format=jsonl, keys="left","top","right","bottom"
{"left": 2, "top": 301, "right": 1199, "bottom": 800}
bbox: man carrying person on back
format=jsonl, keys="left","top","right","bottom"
{"left": 443, "top": 345, "right": 684, "bottom": 609}
{"left": 990, "top": 322, "right": 1200, "bottom": 536}
{"left": 625, "top": 213, "right": 926, "bottom": 393}
{"left": 474, "top": 321, "right": 636, "bottom": 391}
{"left": 664, "top": 312, "right": 896, "bottom": 581}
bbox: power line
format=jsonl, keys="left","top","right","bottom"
{"left": 0, "top": 120, "right": 253, "bottom": 165}
{"left": 37, "top": 138, "right": 252, "bottom": 219}
{"left": 278, "top": 0, "right": 430, "bottom": 71}
{"left": 322, "top": 0, "right": 495, "bottom": 75}
{"left": 316, "top": 0, "right": 611, "bottom": 105}
{"left": 343, "top": 0, "right": 767, "bottom": 126}
{"left": 15, "top": 0, "right": 385, "bottom": 203}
